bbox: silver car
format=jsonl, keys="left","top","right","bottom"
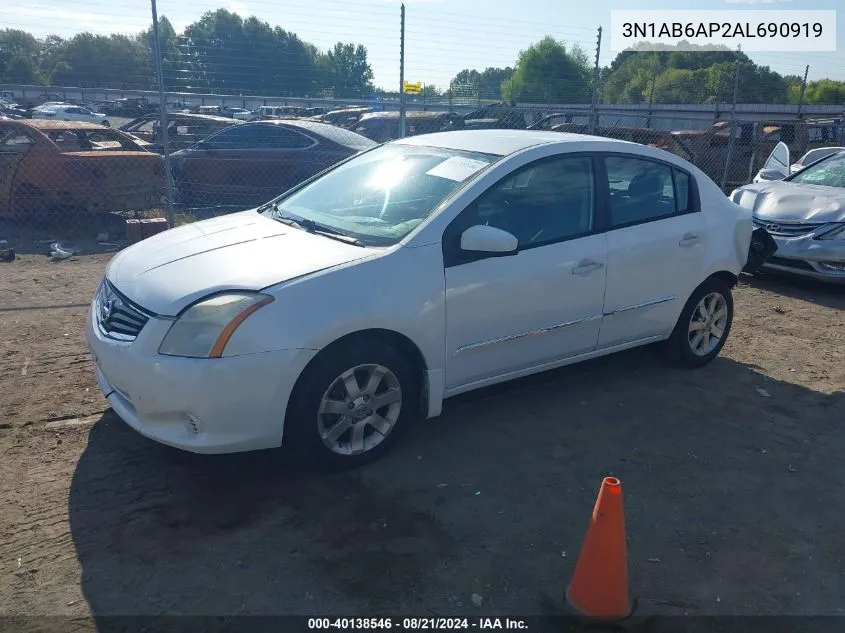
{"left": 731, "top": 143, "right": 845, "bottom": 284}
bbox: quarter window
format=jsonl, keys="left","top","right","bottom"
{"left": 463, "top": 156, "right": 595, "bottom": 248}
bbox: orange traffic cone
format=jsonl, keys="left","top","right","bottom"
{"left": 565, "top": 476, "right": 633, "bottom": 620}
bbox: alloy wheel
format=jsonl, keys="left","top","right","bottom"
{"left": 688, "top": 292, "right": 729, "bottom": 357}
{"left": 317, "top": 364, "right": 402, "bottom": 455}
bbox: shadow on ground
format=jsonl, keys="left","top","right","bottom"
{"left": 68, "top": 349, "right": 845, "bottom": 628}
{"left": 742, "top": 272, "right": 845, "bottom": 311}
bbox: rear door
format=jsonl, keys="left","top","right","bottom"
{"left": 597, "top": 154, "right": 707, "bottom": 349}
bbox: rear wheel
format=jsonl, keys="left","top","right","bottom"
{"left": 102, "top": 120, "right": 111, "bottom": 127}
{"left": 284, "top": 339, "right": 420, "bottom": 471}
{"left": 658, "top": 278, "right": 734, "bottom": 368}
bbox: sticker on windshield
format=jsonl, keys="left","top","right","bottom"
{"left": 426, "top": 156, "right": 489, "bottom": 182}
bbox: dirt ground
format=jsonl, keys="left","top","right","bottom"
{"left": 1, "top": 252, "right": 844, "bottom": 628}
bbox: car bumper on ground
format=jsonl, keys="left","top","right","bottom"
{"left": 85, "top": 302, "right": 317, "bottom": 454}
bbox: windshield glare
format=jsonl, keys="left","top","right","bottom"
{"left": 267, "top": 144, "right": 498, "bottom": 245}
{"left": 788, "top": 151, "right": 845, "bottom": 187}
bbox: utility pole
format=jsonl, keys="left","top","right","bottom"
{"left": 646, "top": 53, "right": 658, "bottom": 129}
{"left": 721, "top": 47, "right": 742, "bottom": 192}
{"left": 589, "top": 26, "right": 601, "bottom": 134}
{"left": 150, "top": 0, "right": 175, "bottom": 226}
{"left": 399, "top": 4, "right": 406, "bottom": 138}
{"left": 797, "top": 64, "right": 809, "bottom": 118}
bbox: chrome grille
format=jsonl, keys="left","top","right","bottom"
{"left": 95, "top": 280, "right": 150, "bottom": 341}
{"left": 752, "top": 218, "right": 824, "bottom": 238}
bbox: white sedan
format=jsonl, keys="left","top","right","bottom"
{"left": 86, "top": 130, "right": 760, "bottom": 469}
{"left": 32, "top": 104, "right": 111, "bottom": 127}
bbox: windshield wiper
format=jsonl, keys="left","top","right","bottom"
{"left": 271, "top": 206, "right": 365, "bottom": 247}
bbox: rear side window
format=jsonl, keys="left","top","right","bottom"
{"left": 0, "top": 130, "right": 32, "bottom": 154}
{"left": 605, "top": 156, "right": 676, "bottom": 227}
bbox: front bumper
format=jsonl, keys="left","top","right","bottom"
{"left": 759, "top": 236, "right": 845, "bottom": 284}
{"left": 85, "top": 299, "right": 317, "bottom": 454}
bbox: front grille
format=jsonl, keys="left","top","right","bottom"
{"left": 767, "top": 257, "right": 816, "bottom": 271}
{"left": 752, "top": 218, "right": 824, "bottom": 238}
{"left": 95, "top": 280, "right": 151, "bottom": 341}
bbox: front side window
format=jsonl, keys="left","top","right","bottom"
{"left": 605, "top": 156, "right": 677, "bottom": 227}
{"left": 460, "top": 156, "right": 595, "bottom": 248}
{"left": 269, "top": 144, "right": 498, "bottom": 246}
{"left": 787, "top": 152, "right": 845, "bottom": 188}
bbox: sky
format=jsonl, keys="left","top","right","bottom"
{"left": 2, "top": 0, "right": 843, "bottom": 91}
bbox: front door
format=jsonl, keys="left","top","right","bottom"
{"left": 443, "top": 154, "right": 608, "bottom": 390}
{"left": 598, "top": 154, "right": 707, "bottom": 349}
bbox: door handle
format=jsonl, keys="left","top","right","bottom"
{"left": 572, "top": 259, "right": 605, "bottom": 275}
{"left": 679, "top": 233, "right": 700, "bottom": 247}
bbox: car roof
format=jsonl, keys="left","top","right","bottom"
{"left": 393, "top": 129, "right": 634, "bottom": 156}
{"left": 12, "top": 119, "right": 110, "bottom": 131}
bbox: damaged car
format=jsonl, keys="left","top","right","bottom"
{"left": 170, "top": 119, "right": 375, "bottom": 209}
{"left": 119, "top": 113, "right": 243, "bottom": 154}
{"left": 0, "top": 120, "right": 165, "bottom": 223}
{"left": 731, "top": 141, "right": 845, "bottom": 284}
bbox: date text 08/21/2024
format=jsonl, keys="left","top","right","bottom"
{"left": 307, "top": 618, "right": 529, "bottom": 630}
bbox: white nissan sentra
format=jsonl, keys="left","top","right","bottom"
{"left": 86, "top": 130, "right": 762, "bottom": 469}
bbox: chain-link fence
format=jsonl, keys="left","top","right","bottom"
{"left": 1, "top": 1, "right": 843, "bottom": 259}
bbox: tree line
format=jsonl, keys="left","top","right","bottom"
{"left": 2, "top": 14, "right": 844, "bottom": 105}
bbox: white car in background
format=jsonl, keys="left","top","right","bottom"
{"left": 86, "top": 130, "right": 771, "bottom": 469}
{"left": 31, "top": 104, "right": 111, "bottom": 127}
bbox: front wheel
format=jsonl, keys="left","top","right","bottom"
{"left": 101, "top": 120, "right": 111, "bottom": 127}
{"left": 284, "top": 339, "right": 420, "bottom": 470}
{"left": 658, "top": 278, "right": 734, "bottom": 368}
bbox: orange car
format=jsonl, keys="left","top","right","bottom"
{"left": 0, "top": 119, "right": 165, "bottom": 222}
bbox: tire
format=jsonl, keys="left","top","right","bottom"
{"left": 658, "top": 278, "right": 734, "bottom": 368}
{"left": 102, "top": 120, "right": 110, "bottom": 127}
{"left": 284, "top": 338, "right": 421, "bottom": 471}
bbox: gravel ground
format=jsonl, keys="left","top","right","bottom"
{"left": 0, "top": 253, "right": 843, "bottom": 628}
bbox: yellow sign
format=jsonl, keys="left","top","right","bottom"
{"left": 404, "top": 81, "right": 422, "bottom": 94}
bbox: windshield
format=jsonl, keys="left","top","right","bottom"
{"left": 267, "top": 144, "right": 499, "bottom": 246}
{"left": 787, "top": 151, "right": 845, "bottom": 187}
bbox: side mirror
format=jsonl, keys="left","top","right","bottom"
{"left": 754, "top": 168, "right": 786, "bottom": 182}
{"left": 460, "top": 225, "right": 518, "bottom": 254}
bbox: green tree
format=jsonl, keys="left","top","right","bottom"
{"left": 46, "top": 33, "right": 151, "bottom": 89}
{"left": 602, "top": 44, "right": 797, "bottom": 105}
{"left": 793, "top": 79, "right": 845, "bottom": 105}
{"left": 501, "top": 36, "right": 590, "bottom": 104}
{"left": 318, "top": 42, "right": 374, "bottom": 98}
{"left": 0, "top": 29, "right": 44, "bottom": 84}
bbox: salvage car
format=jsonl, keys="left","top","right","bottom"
{"left": 85, "top": 130, "right": 773, "bottom": 469}
{"left": 119, "top": 113, "right": 241, "bottom": 153}
{"left": 731, "top": 141, "right": 845, "bottom": 284}
{"left": 354, "top": 110, "right": 459, "bottom": 143}
{"left": 170, "top": 120, "right": 375, "bottom": 208}
{"left": 0, "top": 119, "right": 164, "bottom": 222}
{"left": 31, "top": 104, "right": 111, "bottom": 127}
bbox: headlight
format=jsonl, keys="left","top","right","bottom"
{"left": 817, "top": 223, "right": 845, "bottom": 241}
{"left": 159, "top": 292, "right": 273, "bottom": 358}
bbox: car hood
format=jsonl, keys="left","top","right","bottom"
{"left": 732, "top": 180, "right": 845, "bottom": 223}
{"left": 106, "top": 211, "right": 375, "bottom": 316}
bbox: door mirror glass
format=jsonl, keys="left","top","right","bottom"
{"left": 460, "top": 225, "right": 518, "bottom": 254}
